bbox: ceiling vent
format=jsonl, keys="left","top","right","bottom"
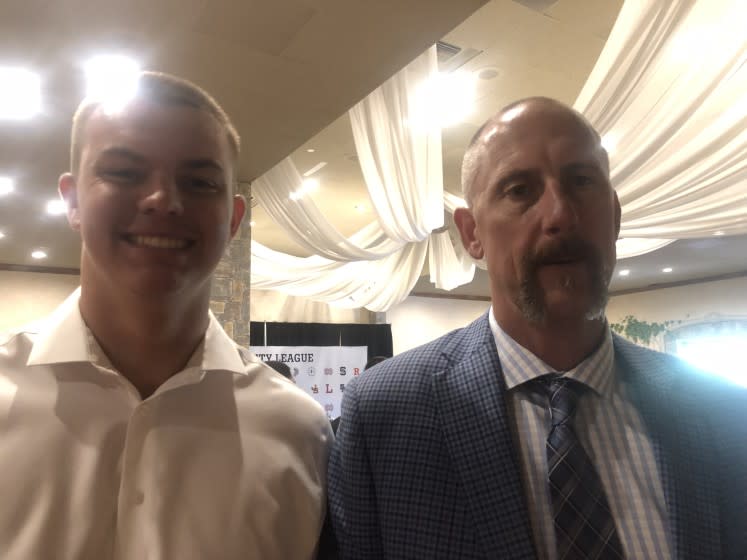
{"left": 436, "top": 41, "right": 482, "bottom": 73}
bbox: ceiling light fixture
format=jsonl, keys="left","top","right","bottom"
{"left": 0, "top": 231, "right": 5, "bottom": 239}
{"left": 302, "top": 178, "right": 319, "bottom": 191}
{"left": 0, "top": 177, "right": 14, "bottom": 196}
{"left": 662, "top": 267, "right": 673, "bottom": 273}
{"left": 476, "top": 67, "right": 500, "bottom": 80}
{"left": 0, "top": 67, "right": 41, "bottom": 120}
{"left": 410, "top": 70, "right": 476, "bottom": 130}
{"left": 303, "top": 162, "right": 327, "bottom": 177}
{"left": 46, "top": 199, "right": 67, "bottom": 215}
{"left": 618, "top": 269, "right": 630, "bottom": 276}
{"left": 306, "top": 148, "right": 315, "bottom": 153}
{"left": 249, "top": 220, "right": 256, "bottom": 227}
{"left": 84, "top": 55, "right": 141, "bottom": 114}
{"left": 31, "top": 249, "right": 47, "bottom": 260}
{"left": 714, "top": 230, "right": 725, "bottom": 236}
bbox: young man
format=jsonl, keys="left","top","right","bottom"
{"left": 328, "top": 97, "right": 747, "bottom": 559}
{"left": 0, "top": 72, "right": 333, "bottom": 559}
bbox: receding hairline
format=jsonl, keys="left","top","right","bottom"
{"left": 460, "top": 97, "right": 605, "bottom": 205}
{"left": 69, "top": 71, "right": 240, "bottom": 174}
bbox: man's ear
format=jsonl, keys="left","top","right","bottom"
{"left": 453, "top": 207, "right": 484, "bottom": 260}
{"left": 58, "top": 173, "right": 80, "bottom": 231}
{"left": 229, "top": 194, "right": 247, "bottom": 238}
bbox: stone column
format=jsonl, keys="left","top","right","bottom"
{"left": 210, "top": 183, "right": 252, "bottom": 347}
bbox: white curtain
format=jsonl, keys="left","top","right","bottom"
{"left": 252, "top": 158, "right": 404, "bottom": 261}
{"left": 250, "top": 46, "right": 475, "bottom": 310}
{"left": 575, "top": 0, "right": 747, "bottom": 254}
{"left": 350, "top": 45, "right": 444, "bottom": 241}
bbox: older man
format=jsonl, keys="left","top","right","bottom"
{"left": 0, "top": 72, "right": 332, "bottom": 559}
{"left": 328, "top": 97, "right": 747, "bottom": 559}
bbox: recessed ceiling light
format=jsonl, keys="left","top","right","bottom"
{"left": 302, "top": 178, "right": 319, "bottom": 191}
{"left": 0, "top": 231, "right": 5, "bottom": 239}
{"left": 31, "top": 249, "right": 47, "bottom": 260}
{"left": 84, "top": 55, "right": 140, "bottom": 113}
{"left": 410, "top": 70, "right": 476, "bottom": 130}
{"left": 618, "top": 269, "right": 630, "bottom": 276}
{"left": 0, "top": 67, "right": 41, "bottom": 120}
{"left": 662, "top": 267, "right": 673, "bottom": 273}
{"left": 714, "top": 230, "right": 725, "bottom": 236}
{"left": 306, "top": 148, "right": 315, "bottom": 153}
{"left": 249, "top": 220, "right": 256, "bottom": 227}
{"left": 0, "top": 177, "right": 14, "bottom": 196}
{"left": 46, "top": 199, "right": 67, "bottom": 215}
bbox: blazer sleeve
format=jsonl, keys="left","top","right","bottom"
{"left": 327, "top": 379, "right": 384, "bottom": 560}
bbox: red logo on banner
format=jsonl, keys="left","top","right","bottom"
{"left": 353, "top": 368, "right": 360, "bottom": 376}
{"left": 324, "top": 368, "right": 333, "bottom": 375}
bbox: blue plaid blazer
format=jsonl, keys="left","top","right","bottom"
{"left": 328, "top": 312, "right": 747, "bottom": 559}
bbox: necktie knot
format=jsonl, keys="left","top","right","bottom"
{"left": 538, "top": 375, "right": 585, "bottom": 429}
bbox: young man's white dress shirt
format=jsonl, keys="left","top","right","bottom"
{"left": 0, "top": 289, "right": 333, "bottom": 560}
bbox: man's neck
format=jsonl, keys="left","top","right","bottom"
{"left": 493, "top": 307, "right": 607, "bottom": 372}
{"left": 79, "top": 281, "right": 210, "bottom": 399}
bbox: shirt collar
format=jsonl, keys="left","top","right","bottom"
{"left": 26, "top": 288, "right": 89, "bottom": 366}
{"left": 488, "top": 307, "right": 615, "bottom": 398}
{"left": 27, "top": 288, "right": 247, "bottom": 375}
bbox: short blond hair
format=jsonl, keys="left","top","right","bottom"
{"left": 69, "top": 71, "right": 240, "bottom": 173}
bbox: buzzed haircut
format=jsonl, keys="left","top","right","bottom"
{"left": 69, "top": 71, "right": 240, "bottom": 174}
{"left": 460, "top": 97, "right": 605, "bottom": 206}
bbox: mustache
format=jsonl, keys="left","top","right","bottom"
{"left": 527, "top": 237, "right": 601, "bottom": 268}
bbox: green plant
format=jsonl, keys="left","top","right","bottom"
{"left": 610, "top": 315, "right": 679, "bottom": 345}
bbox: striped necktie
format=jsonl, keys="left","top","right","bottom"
{"left": 539, "top": 375, "right": 625, "bottom": 560}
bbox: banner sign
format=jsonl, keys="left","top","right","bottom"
{"left": 250, "top": 345, "right": 368, "bottom": 419}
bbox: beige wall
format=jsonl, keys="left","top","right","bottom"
{"left": 387, "top": 296, "right": 489, "bottom": 355}
{"left": 0, "top": 270, "right": 79, "bottom": 332}
{"left": 607, "top": 276, "right": 747, "bottom": 325}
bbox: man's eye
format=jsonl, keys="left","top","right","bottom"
{"left": 181, "top": 176, "right": 221, "bottom": 192}
{"left": 570, "top": 174, "right": 594, "bottom": 188}
{"left": 504, "top": 183, "right": 530, "bottom": 198}
{"left": 102, "top": 169, "right": 142, "bottom": 183}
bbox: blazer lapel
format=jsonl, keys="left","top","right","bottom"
{"left": 614, "top": 336, "right": 722, "bottom": 560}
{"left": 433, "top": 315, "right": 536, "bottom": 559}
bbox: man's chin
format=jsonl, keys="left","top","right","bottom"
{"left": 517, "top": 289, "right": 608, "bottom": 327}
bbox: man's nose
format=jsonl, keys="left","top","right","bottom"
{"left": 538, "top": 180, "right": 578, "bottom": 235}
{"left": 139, "top": 174, "right": 184, "bottom": 216}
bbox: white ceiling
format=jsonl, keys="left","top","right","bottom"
{"left": 2, "top": 0, "right": 745, "bottom": 300}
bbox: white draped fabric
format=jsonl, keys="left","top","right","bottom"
{"left": 575, "top": 0, "right": 747, "bottom": 257}
{"left": 350, "top": 45, "right": 444, "bottom": 240}
{"left": 250, "top": 0, "right": 746, "bottom": 309}
{"left": 252, "top": 158, "right": 404, "bottom": 261}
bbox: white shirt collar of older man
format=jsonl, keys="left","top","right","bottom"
{"left": 26, "top": 287, "right": 247, "bottom": 379}
{"left": 488, "top": 308, "right": 615, "bottom": 399}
